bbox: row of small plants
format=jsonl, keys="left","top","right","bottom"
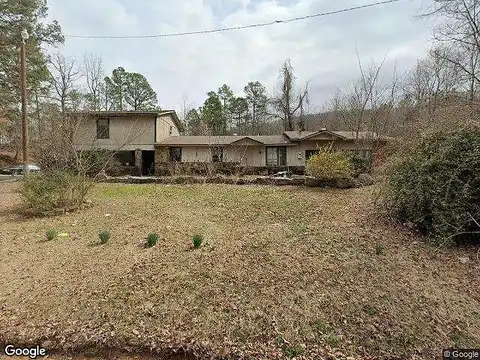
{"left": 45, "top": 229, "right": 204, "bottom": 249}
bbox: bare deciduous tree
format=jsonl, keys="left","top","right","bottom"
{"left": 425, "top": 0, "right": 480, "bottom": 105}
{"left": 48, "top": 53, "right": 80, "bottom": 113}
{"left": 273, "top": 59, "right": 309, "bottom": 131}
{"left": 404, "top": 48, "right": 460, "bottom": 118}
{"left": 83, "top": 53, "right": 104, "bottom": 111}
{"left": 332, "top": 53, "right": 388, "bottom": 146}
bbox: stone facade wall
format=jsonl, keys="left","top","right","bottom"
{"left": 101, "top": 175, "right": 358, "bottom": 189}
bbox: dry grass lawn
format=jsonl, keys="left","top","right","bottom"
{"left": 0, "top": 182, "right": 479, "bottom": 360}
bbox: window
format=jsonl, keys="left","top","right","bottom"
{"left": 212, "top": 147, "right": 224, "bottom": 162}
{"left": 305, "top": 150, "right": 319, "bottom": 161}
{"left": 96, "top": 118, "right": 110, "bottom": 139}
{"left": 169, "top": 126, "right": 173, "bottom": 135}
{"left": 97, "top": 119, "right": 110, "bottom": 139}
{"left": 170, "top": 147, "right": 182, "bottom": 162}
{"left": 266, "top": 147, "right": 286, "bottom": 166}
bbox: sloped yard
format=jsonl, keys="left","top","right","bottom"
{"left": 0, "top": 182, "right": 479, "bottom": 359}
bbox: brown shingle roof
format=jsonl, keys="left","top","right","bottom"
{"left": 284, "top": 130, "right": 390, "bottom": 141}
{"left": 156, "top": 135, "right": 292, "bottom": 146}
{"left": 156, "top": 130, "right": 392, "bottom": 147}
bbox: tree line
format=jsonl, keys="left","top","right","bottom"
{"left": 184, "top": 59, "right": 310, "bottom": 136}
{"left": 2, "top": 0, "right": 480, "bottom": 147}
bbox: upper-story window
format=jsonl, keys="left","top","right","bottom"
{"left": 96, "top": 118, "right": 110, "bottom": 139}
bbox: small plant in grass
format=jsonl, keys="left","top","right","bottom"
{"left": 365, "top": 306, "right": 379, "bottom": 316}
{"left": 375, "top": 243, "right": 385, "bottom": 255}
{"left": 45, "top": 229, "right": 58, "bottom": 241}
{"left": 192, "top": 234, "right": 203, "bottom": 249}
{"left": 146, "top": 233, "right": 159, "bottom": 247}
{"left": 313, "top": 319, "right": 332, "bottom": 334}
{"left": 324, "top": 332, "right": 341, "bottom": 347}
{"left": 284, "top": 344, "right": 305, "bottom": 358}
{"left": 98, "top": 230, "right": 110, "bottom": 244}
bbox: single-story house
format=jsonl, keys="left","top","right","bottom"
{"left": 155, "top": 129, "right": 388, "bottom": 172}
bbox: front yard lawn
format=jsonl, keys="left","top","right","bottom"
{"left": 0, "top": 183, "right": 479, "bottom": 359}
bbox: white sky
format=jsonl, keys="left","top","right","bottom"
{"left": 46, "top": 0, "right": 435, "bottom": 113}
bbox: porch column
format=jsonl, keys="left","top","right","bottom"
{"left": 154, "top": 146, "right": 170, "bottom": 176}
{"left": 135, "top": 148, "right": 142, "bottom": 176}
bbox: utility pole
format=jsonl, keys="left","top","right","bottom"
{"left": 20, "top": 28, "right": 29, "bottom": 174}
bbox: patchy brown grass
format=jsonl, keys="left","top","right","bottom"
{"left": 0, "top": 182, "right": 479, "bottom": 360}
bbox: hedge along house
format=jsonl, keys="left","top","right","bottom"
{"left": 155, "top": 129, "right": 388, "bottom": 174}
{"left": 73, "top": 111, "right": 183, "bottom": 175}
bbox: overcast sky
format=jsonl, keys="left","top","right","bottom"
{"left": 46, "top": 0, "right": 434, "bottom": 114}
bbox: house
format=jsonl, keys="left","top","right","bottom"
{"left": 155, "top": 129, "right": 388, "bottom": 173}
{"left": 73, "top": 111, "right": 387, "bottom": 176}
{"left": 72, "top": 110, "right": 183, "bottom": 175}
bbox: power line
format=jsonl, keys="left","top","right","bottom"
{"left": 65, "top": 0, "right": 401, "bottom": 39}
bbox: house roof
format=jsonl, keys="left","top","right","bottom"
{"left": 156, "top": 135, "right": 292, "bottom": 146}
{"left": 156, "top": 130, "right": 391, "bottom": 147}
{"left": 284, "top": 130, "right": 389, "bottom": 141}
{"left": 70, "top": 110, "right": 184, "bottom": 132}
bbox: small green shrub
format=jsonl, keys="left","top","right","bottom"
{"left": 99, "top": 230, "right": 110, "bottom": 244}
{"left": 375, "top": 243, "right": 384, "bottom": 255}
{"left": 383, "top": 127, "right": 480, "bottom": 244}
{"left": 45, "top": 229, "right": 58, "bottom": 241}
{"left": 21, "top": 170, "right": 92, "bottom": 216}
{"left": 192, "top": 234, "right": 203, "bottom": 249}
{"left": 147, "top": 233, "right": 159, "bottom": 247}
{"left": 306, "top": 151, "right": 351, "bottom": 181}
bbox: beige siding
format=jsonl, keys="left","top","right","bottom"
{"left": 156, "top": 114, "right": 180, "bottom": 141}
{"left": 158, "top": 140, "right": 374, "bottom": 167}
{"left": 181, "top": 147, "right": 211, "bottom": 162}
{"left": 177, "top": 145, "right": 266, "bottom": 166}
{"left": 226, "top": 146, "right": 266, "bottom": 166}
{"left": 74, "top": 115, "right": 155, "bottom": 151}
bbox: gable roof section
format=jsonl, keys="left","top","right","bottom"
{"left": 283, "top": 131, "right": 316, "bottom": 141}
{"left": 301, "top": 130, "right": 347, "bottom": 141}
{"left": 157, "top": 110, "right": 184, "bottom": 133}
{"left": 284, "top": 130, "right": 346, "bottom": 141}
{"left": 230, "top": 136, "right": 264, "bottom": 145}
{"left": 284, "top": 130, "right": 386, "bottom": 141}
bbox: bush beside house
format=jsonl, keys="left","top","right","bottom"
{"left": 305, "top": 151, "right": 356, "bottom": 188}
{"left": 382, "top": 127, "right": 480, "bottom": 244}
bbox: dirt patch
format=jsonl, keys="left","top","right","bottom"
{"left": 0, "top": 183, "right": 478, "bottom": 359}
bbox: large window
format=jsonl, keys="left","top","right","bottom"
{"left": 266, "top": 147, "right": 286, "bottom": 166}
{"left": 170, "top": 147, "right": 182, "bottom": 162}
{"left": 212, "top": 147, "right": 224, "bottom": 163}
{"left": 305, "top": 150, "right": 319, "bottom": 161}
{"left": 96, "top": 118, "right": 110, "bottom": 139}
